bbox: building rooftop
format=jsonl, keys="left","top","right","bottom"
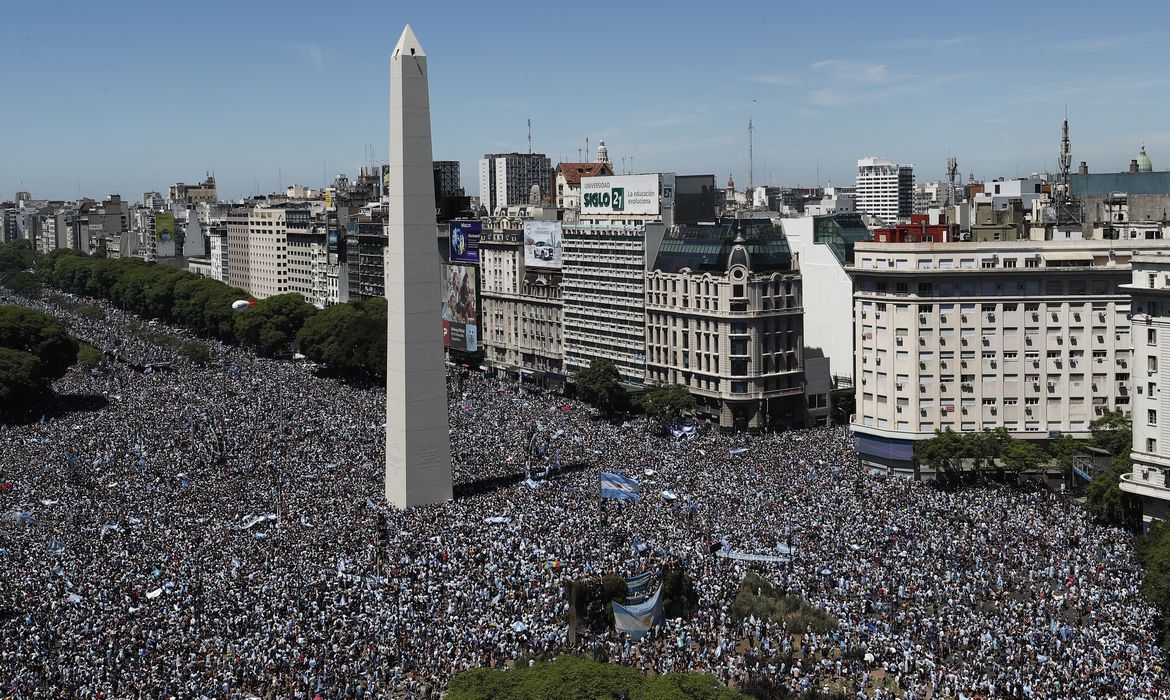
{"left": 555, "top": 162, "right": 615, "bottom": 186}
{"left": 653, "top": 219, "right": 792, "bottom": 274}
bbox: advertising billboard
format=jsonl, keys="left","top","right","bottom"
{"left": 580, "top": 174, "right": 661, "bottom": 216}
{"left": 449, "top": 220, "right": 481, "bottom": 264}
{"left": 154, "top": 212, "right": 175, "bottom": 242}
{"left": 523, "top": 220, "right": 563, "bottom": 269}
{"left": 441, "top": 264, "right": 478, "bottom": 352}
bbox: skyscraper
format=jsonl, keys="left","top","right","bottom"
{"left": 477, "top": 152, "right": 551, "bottom": 215}
{"left": 855, "top": 157, "right": 913, "bottom": 224}
{"left": 385, "top": 25, "right": 453, "bottom": 508}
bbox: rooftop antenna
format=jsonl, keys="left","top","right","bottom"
{"left": 946, "top": 155, "right": 958, "bottom": 208}
{"left": 527, "top": 118, "right": 532, "bottom": 154}
{"left": 621, "top": 156, "right": 627, "bottom": 175}
{"left": 577, "top": 148, "right": 582, "bottom": 161}
{"left": 586, "top": 137, "right": 590, "bottom": 163}
{"left": 748, "top": 118, "right": 754, "bottom": 192}
{"left": 1058, "top": 109, "right": 1072, "bottom": 200}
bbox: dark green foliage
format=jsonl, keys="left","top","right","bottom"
{"left": 829, "top": 387, "right": 855, "bottom": 426}
{"left": 0, "top": 305, "right": 79, "bottom": 381}
{"left": 1085, "top": 464, "right": 1142, "bottom": 530}
{"left": 568, "top": 576, "right": 629, "bottom": 634}
{"left": 446, "top": 655, "right": 746, "bottom": 700}
{"left": 1090, "top": 410, "right": 1132, "bottom": 457}
{"left": 2, "top": 270, "right": 42, "bottom": 298}
{"left": 660, "top": 563, "right": 698, "bottom": 620}
{"left": 0, "top": 239, "right": 36, "bottom": 276}
{"left": 296, "top": 297, "right": 387, "bottom": 378}
{"left": 0, "top": 346, "right": 47, "bottom": 410}
{"left": 1135, "top": 521, "right": 1170, "bottom": 650}
{"left": 916, "top": 427, "right": 1054, "bottom": 474}
{"left": 76, "top": 343, "right": 103, "bottom": 369}
{"left": 638, "top": 383, "right": 695, "bottom": 422}
{"left": 731, "top": 572, "right": 838, "bottom": 634}
{"left": 233, "top": 293, "right": 317, "bottom": 356}
{"left": 574, "top": 358, "right": 627, "bottom": 417}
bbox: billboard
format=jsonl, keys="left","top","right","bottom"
{"left": 580, "top": 174, "right": 661, "bottom": 216}
{"left": 155, "top": 212, "right": 175, "bottom": 242}
{"left": 523, "top": 220, "right": 563, "bottom": 269}
{"left": 441, "top": 264, "right": 478, "bottom": 352}
{"left": 449, "top": 220, "right": 481, "bottom": 264}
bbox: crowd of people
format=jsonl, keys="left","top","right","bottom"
{"left": 1, "top": 290, "right": 1167, "bottom": 700}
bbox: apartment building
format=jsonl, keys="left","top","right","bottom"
{"left": 479, "top": 228, "right": 565, "bottom": 383}
{"left": 287, "top": 211, "right": 339, "bottom": 308}
{"left": 645, "top": 219, "right": 806, "bottom": 430}
{"left": 851, "top": 239, "right": 1170, "bottom": 477}
{"left": 226, "top": 204, "right": 300, "bottom": 299}
{"left": 1121, "top": 254, "right": 1170, "bottom": 524}
{"left": 856, "top": 157, "right": 914, "bottom": 224}
{"left": 478, "top": 153, "right": 551, "bottom": 215}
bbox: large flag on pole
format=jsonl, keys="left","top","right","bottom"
{"left": 600, "top": 472, "right": 640, "bottom": 500}
{"left": 612, "top": 585, "right": 664, "bottom": 639}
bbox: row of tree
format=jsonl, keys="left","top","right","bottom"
{"left": 0, "top": 242, "right": 390, "bottom": 378}
{"left": 574, "top": 358, "right": 696, "bottom": 422}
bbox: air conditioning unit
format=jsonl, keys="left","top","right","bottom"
{"left": 875, "top": 357, "right": 882, "bottom": 365}
{"left": 1026, "top": 407, "right": 1033, "bottom": 415}
{"left": 1032, "top": 313, "right": 1039, "bottom": 321}
{"left": 896, "top": 337, "right": 904, "bottom": 346}
{"left": 961, "top": 360, "right": 968, "bottom": 368}
{"left": 1098, "top": 335, "right": 1105, "bottom": 343}
{"left": 987, "top": 313, "right": 995, "bottom": 322}
{"left": 983, "top": 337, "right": 990, "bottom": 345}
{"left": 990, "top": 407, "right": 997, "bottom": 415}
{"left": 919, "top": 384, "right": 926, "bottom": 391}
{"left": 962, "top": 407, "right": 969, "bottom": 414}
{"left": 897, "top": 405, "right": 903, "bottom": 413}
{"left": 962, "top": 338, "right": 969, "bottom": 346}
{"left": 962, "top": 315, "right": 968, "bottom": 323}
{"left": 920, "top": 315, "right": 927, "bottom": 323}
{"left": 897, "top": 383, "right": 904, "bottom": 391}
{"left": 1048, "top": 383, "right": 1056, "bottom": 391}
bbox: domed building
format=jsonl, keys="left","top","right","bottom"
{"left": 1137, "top": 144, "right": 1153, "bottom": 173}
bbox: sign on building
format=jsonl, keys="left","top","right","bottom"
{"left": 523, "top": 221, "right": 563, "bottom": 269}
{"left": 580, "top": 174, "right": 662, "bottom": 216}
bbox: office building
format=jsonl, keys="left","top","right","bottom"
{"left": 1120, "top": 255, "right": 1170, "bottom": 524}
{"left": 478, "top": 152, "right": 551, "bottom": 215}
{"left": 855, "top": 157, "right": 914, "bottom": 224}
{"left": 226, "top": 203, "right": 306, "bottom": 299}
{"left": 434, "top": 160, "right": 461, "bottom": 198}
{"left": 850, "top": 239, "right": 1170, "bottom": 477}
{"left": 645, "top": 219, "right": 807, "bottom": 430}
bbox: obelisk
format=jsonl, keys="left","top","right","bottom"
{"left": 385, "top": 25, "right": 453, "bottom": 508}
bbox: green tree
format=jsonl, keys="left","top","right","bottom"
{"left": 1135, "top": 520, "right": 1170, "bottom": 650}
{"left": 1047, "top": 433, "right": 1087, "bottom": 483}
{"left": 1085, "top": 465, "right": 1141, "bottom": 530}
{"left": 915, "top": 429, "right": 966, "bottom": 473}
{"left": 0, "top": 346, "right": 47, "bottom": 410}
{"left": 638, "top": 383, "right": 695, "bottom": 423}
{"left": 447, "top": 655, "right": 745, "bottom": 700}
{"left": 76, "top": 343, "right": 103, "bottom": 369}
{"left": 1090, "top": 410, "right": 1132, "bottom": 457}
{"left": 1000, "top": 438, "right": 1046, "bottom": 473}
{"left": 234, "top": 293, "right": 317, "bottom": 356}
{"left": 1, "top": 270, "right": 42, "bottom": 298}
{"left": 296, "top": 297, "right": 387, "bottom": 377}
{"left": 830, "top": 387, "right": 855, "bottom": 426}
{"left": 0, "top": 240, "right": 37, "bottom": 276}
{"left": 574, "top": 358, "right": 627, "bottom": 418}
{"left": 0, "top": 305, "right": 79, "bottom": 380}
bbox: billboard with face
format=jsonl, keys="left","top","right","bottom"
{"left": 523, "top": 220, "right": 563, "bottom": 269}
{"left": 440, "top": 264, "right": 478, "bottom": 352}
{"left": 449, "top": 220, "right": 481, "bottom": 264}
{"left": 155, "top": 212, "right": 175, "bottom": 242}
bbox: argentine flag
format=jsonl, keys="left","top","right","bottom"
{"left": 600, "top": 472, "right": 641, "bottom": 500}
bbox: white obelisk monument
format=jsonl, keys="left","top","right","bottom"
{"left": 385, "top": 25, "right": 453, "bottom": 508}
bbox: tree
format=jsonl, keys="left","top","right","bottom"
{"left": 0, "top": 240, "right": 36, "bottom": 276}
{"left": 638, "top": 383, "right": 695, "bottom": 423}
{"left": 1000, "top": 438, "right": 1046, "bottom": 473}
{"left": 0, "top": 305, "right": 79, "bottom": 381}
{"left": 1135, "top": 521, "right": 1170, "bottom": 650}
{"left": 830, "top": 387, "right": 855, "bottom": 426}
{"left": 574, "top": 358, "right": 626, "bottom": 418}
{"left": 234, "top": 293, "right": 317, "bottom": 356}
{"left": 1085, "top": 465, "right": 1141, "bottom": 530}
{"left": 0, "top": 347, "right": 47, "bottom": 410}
{"left": 296, "top": 297, "right": 387, "bottom": 378}
{"left": 1047, "top": 433, "right": 1087, "bottom": 483}
{"left": 1, "top": 270, "right": 42, "bottom": 298}
{"left": 1090, "top": 410, "right": 1132, "bottom": 457}
{"left": 915, "top": 429, "right": 966, "bottom": 473}
{"left": 446, "top": 655, "right": 745, "bottom": 700}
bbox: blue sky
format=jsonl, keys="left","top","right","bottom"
{"left": 4, "top": 0, "right": 1169, "bottom": 202}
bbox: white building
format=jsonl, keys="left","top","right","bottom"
{"left": 780, "top": 213, "right": 871, "bottom": 383}
{"left": 850, "top": 239, "right": 1170, "bottom": 477}
{"left": 208, "top": 224, "right": 228, "bottom": 282}
{"left": 974, "top": 177, "right": 1046, "bottom": 212}
{"left": 855, "top": 157, "right": 914, "bottom": 224}
{"left": 1121, "top": 254, "right": 1170, "bottom": 524}
{"left": 226, "top": 204, "right": 297, "bottom": 299}
{"left": 287, "top": 217, "right": 339, "bottom": 309}
{"left": 804, "top": 187, "right": 856, "bottom": 216}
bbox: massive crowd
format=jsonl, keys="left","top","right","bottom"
{"left": 1, "top": 291, "right": 1166, "bottom": 700}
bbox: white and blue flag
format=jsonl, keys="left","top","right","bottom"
{"left": 600, "top": 472, "right": 640, "bottom": 500}
{"left": 612, "top": 584, "right": 664, "bottom": 640}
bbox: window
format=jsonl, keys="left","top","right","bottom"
{"left": 1149, "top": 328, "right": 1158, "bottom": 345}
{"left": 1003, "top": 258, "right": 1017, "bottom": 268}
{"left": 1025, "top": 258, "right": 1040, "bottom": 268}
{"left": 1149, "top": 409, "right": 1158, "bottom": 426}
{"left": 1149, "top": 438, "right": 1158, "bottom": 453}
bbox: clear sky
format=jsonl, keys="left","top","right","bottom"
{"left": 5, "top": 0, "right": 1169, "bottom": 202}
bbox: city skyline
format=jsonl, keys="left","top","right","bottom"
{"left": 5, "top": 0, "right": 1170, "bottom": 201}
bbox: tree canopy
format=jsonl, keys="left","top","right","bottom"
{"left": 574, "top": 358, "right": 627, "bottom": 418}
{"left": 0, "top": 305, "right": 80, "bottom": 414}
{"left": 234, "top": 293, "right": 317, "bottom": 356}
{"left": 638, "top": 383, "right": 695, "bottom": 422}
{"left": 446, "top": 655, "right": 746, "bottom": 700}
{"left": 297, "top": 297, "right": 387, "bottom": 378}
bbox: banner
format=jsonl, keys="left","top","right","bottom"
{"left": 612, "top": 585, "right": 664, "bottom": 640}
{"left": 441, "top": 264, "right": 478, "bottom": 352}
{"left": 449, "top": 220, "right": 481, "bottom": 264}
{"left": 601, "top": 472, "right": 640, "bottom": 500}
{"left": 523, "top": 220, "right": 563, "bottom": 269}
{"left": 625, "top": 571, "right": 652, "bottom": 596}
{"left": 715, "top": 550, "right": 792, "bottom": 563}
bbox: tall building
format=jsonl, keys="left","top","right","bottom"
{"left": 1121, "top": 255, "right": 1170, "bottom": 524}
{"left": 385, "top": 25, "right": 452, "bottom": 508}
{"left": 855, "top": 157, "right": 914, "bottom": 224}
{"left": 477, "top": 152, "right": 551, "bottom": 215}
{"left": 433, "top": 160, "right": 461, "bottom": 198}
{"left": 226, "top": 203, "right": 303, "bottom": 299}
{"left": 286, "top": 210, "right": 340, "bottom": 308}
{"left": 645, "top": 219, "right": 806, "bottom": 430}
{"left": 143, "top": 192, "right": 165, "bottom": 210}
{"left": 208, "top": 224, "right": 228, "bottom": 282}
{"left": 850, "top": 239, "right": 1170, "bottom": 477}
{"left": 168, "top": 175, "right": 218, "bottom": 207}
